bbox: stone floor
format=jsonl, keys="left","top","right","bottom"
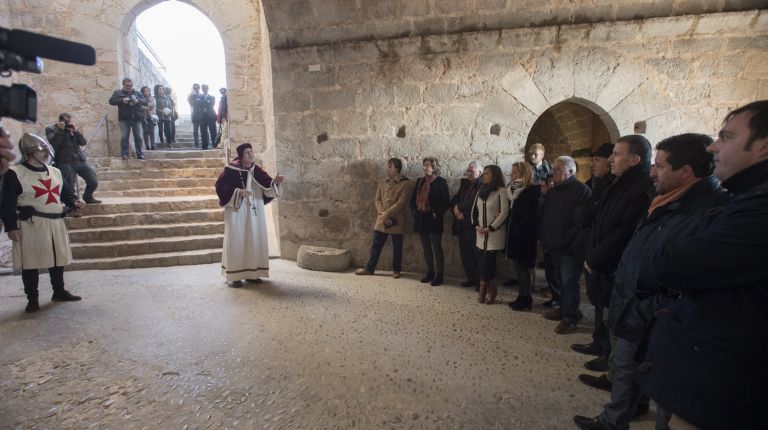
{"left": 0, "top": 261, "right": 657, "bottom": 429}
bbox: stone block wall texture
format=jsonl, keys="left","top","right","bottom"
{"left": 272, "top": 10, "right": 768, "bottom": 276}
{"left": 136, "top": 43, "right": 170, "bottom": 95}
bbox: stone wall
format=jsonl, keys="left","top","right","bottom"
{"left": 136, "top": 40, "right": 170, "bottom": 93}
{"left": 273, "top": 10, "right": 768, "bottom": 276}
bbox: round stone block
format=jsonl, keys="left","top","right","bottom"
{"left": 296, "top": 245, "right": 351, "bottom": 272}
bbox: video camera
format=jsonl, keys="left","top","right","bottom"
{"left": 0, "top": 27, "right": 96, "bottom": 123}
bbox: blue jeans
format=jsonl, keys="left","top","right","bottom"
{"left": 58, "top": 162, "right": 99, "bottom": 202}
{"left": 365, "top": 230, "right": 403, "bottom": 273}
{"left": 598, "top": 338, "right": 643, "bottom": 430}
{"left": 550, "top": 252, "right": 581, "bottom": 323}
{"left": 119, "top": 120, "right": 143, "bottom": 158}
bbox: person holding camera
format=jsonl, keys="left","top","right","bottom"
{"left": 109, "top": 78, "right": 147, "bottom": 160}
{"left": 355, "top": 158, "right": 412, "bottom": 278}
{"left": 44, "top": 113, "right": 100, "bottom": 209}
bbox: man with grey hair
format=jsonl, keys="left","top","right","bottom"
{"left": 538, "top": 155, "right": 592, "bottom": 333}
{"left": 450, "top": 160, "right": 483, "bottom": 288}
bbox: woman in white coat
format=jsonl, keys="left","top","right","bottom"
{"left": 471, "top": 165, "right": 509, "bottom": 304}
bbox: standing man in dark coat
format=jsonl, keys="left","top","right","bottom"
{"left": 582, "top": 135, "right": 654, "bottom": 372}
{"left": 538, "top": 156, "right": 592, "bottom": 334}
{"left": 573, "top": 133, "right": 726, "bottom": 430}
{"left": 450, "top": 160, "right": 483, "bottom": 288}
{"left": 636, "top": 101, "right": 768, "bottom": 430}
{"left": 188, "top": 83, "right": 204, "bottom": 148}
{"left": 571, "top": 143, "right": 615, "bottom": 362}
{"left": 200, "top": 84, "right": 217, "bottom": 150}
{"left": 108, "top": 78, "right": 147, "bottom": 160}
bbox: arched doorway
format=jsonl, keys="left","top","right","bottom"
{"left": 526, "top": 98, "right": 619, "bottom": 182}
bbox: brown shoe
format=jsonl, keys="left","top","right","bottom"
{"left": 392, "top": 272, "right": 401, "bottom": 279}
{"left": 542, "top": 308, "right": 563, "bottom": 321}
{"left": 555, "top": 320, "right": 578, "bottom": 334}
{"left": 355, "top": 268, "right": 373, "bottom": 275}
{"left": 477, "top": 281, "right": 487, "bottom": 303}
{"left": 485, "top": 281, "right": 497, "bottom": 305}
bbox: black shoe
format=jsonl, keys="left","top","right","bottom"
{"left": 51, "top": 290, "right": 81, "bottom": 302}
{"left": 25, "top": 298, "right": 40, "bottom": 313}
{"left": 542, "top": 299, "right": 560, "bottom": 308}
{"left": 430, "top": 273, "right": 443, "bottom": 286}
{"left": 571, "top": 342, "right": 602, "bottom": 357}
{"left": 245, "top": 278, "right": 263, "bottom": 284}
{"left": 578, "top": 373, "right": 612, "bottom": 392}
{"left": 584, "top": 355, "right": 609, "bottom": 372}
{"left": 84, "top": 198, "right": 102, "bottom": 204}
{"left": 121, "top": 155, "right": 129, "bottom": 160}
{"left": 508, "top": 295, "right": 532, "bottom": 311}
{"left": 137, "top": 155, "right": 145, "bottom": 160}
{"left": 633, "top": 402, "right": 650, "bottom": 420}
{"left": 420, "top": 271, "right": 435, "bottom": 283}
{"left": 502, "top": 278, "right": 519, "bottom": 287}
{"left": 459, "top": 280, "right": 477, "bottom": 288}
{"left": 573, "top": 415, "right": 610, "bottom": 430}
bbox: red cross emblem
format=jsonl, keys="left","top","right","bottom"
{"left": 32, "top": 178, "right": 60, "bottom": 205}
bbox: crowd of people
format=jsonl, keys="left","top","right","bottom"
{"left": 355, "top": 100, "right": 768, "bottom": 430}
{"left": 108, "top": 78, "right": 229, "bottom": 159}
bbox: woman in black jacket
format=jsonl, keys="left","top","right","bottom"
{"left": 410, "top": 157, "right": 450, "bottom": 286}
{"left": 506, "top": 162, "right": 541, "bottom": 311}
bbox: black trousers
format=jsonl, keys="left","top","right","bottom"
{"left": 457, "top": 225, "right": 479, "bottom": 283}
{"left": 22, "top": 266, "right": 64, "bottom": 298}
{"left": 478, "top": 250, "right": 498, "bottom": 282}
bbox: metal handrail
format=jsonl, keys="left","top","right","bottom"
{"left": 137, "top": 30, "right": 167, "bottom": 71}
{"left": 86, "top": 113, "right": 110, "bottom": 155}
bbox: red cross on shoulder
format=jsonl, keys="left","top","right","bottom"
{"left": 32, "top": 178, "right": 61, "bottom": 205}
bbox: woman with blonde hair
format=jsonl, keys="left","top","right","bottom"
{"left": 506, "top": 161, "right": 542, "bottom": 310}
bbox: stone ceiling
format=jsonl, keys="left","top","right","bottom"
{"left": 261, "top": 0, "right": 767, "bottom": 49}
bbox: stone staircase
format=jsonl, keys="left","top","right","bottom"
{"left": 66, "top": 149, "right": 228, "bottom": 271}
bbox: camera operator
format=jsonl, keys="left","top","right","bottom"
{"left": 0, "top": 125, "right": 16, "bottom": 175}
{"left": 44, "top": 113, "right": 100, "bottom": 208}
{"left": 109, "top": 78, "right": 147, "bottom": 160}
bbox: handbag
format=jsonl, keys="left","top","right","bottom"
{"left": 214, "top": 123, "right": 222, "bottom": 148}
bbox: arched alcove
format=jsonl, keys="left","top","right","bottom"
{"left": 526, "top": 98, "right": 619, "bottom": 182}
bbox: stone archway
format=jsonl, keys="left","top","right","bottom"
{"left": 526, "top": 98, "right": 619, "bottom": 181}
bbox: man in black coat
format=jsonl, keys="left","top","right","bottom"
{"left": 450, "top": 160, "right": 483, "bottom": 288}
{"left": 572, "top": 143, "right": 616, "bottom": 360}
{"left": 538, "top": 156, "right": 592, "bottom": 334}
{"left": 188, "top": 83, "right": 204, "bottom": 148}
{"left": 636, "top": 101, "right": 768, "bottom": 430}
{"left": 574, "top": 133, "right": 726, "bottom": 430}
{"left": 583, "top": 135, "right": 654, "bottom": 371}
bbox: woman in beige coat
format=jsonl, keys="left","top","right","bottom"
{"left": 471, "top": 165, "right": 509, "bottom": 304}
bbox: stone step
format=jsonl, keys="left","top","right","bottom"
{"left": 73, "top": 196, "right": 220, "bottom": 216}
{"left": 69, "top": 222, "right": 223, "bottom": 242}
{"left": 71, "top": 234, "right": 223, "bottom": 259}
{"left": 95, "top": 187, "right": 215, "bottom": 198}
{"left": 96, "top": 177, "right": 216, "bottom": 191}
{"left": 90, "top": 157, "right": 225, "bottom": 170}
{"left": 68, "top": 248, "right": 222, "bottom": 271}
{"left": 66, "top": 208, "right": 223, "bottom": 229}
{"left": 95, "top": 168, "right": 221, "bottom": 181}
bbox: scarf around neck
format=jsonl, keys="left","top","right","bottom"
{"left": 416, "top": 174, "right": 436, "bottom": 212}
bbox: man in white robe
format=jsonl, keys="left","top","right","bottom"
{"left": 215, "top": 143, "right": 285, "bottom": 287}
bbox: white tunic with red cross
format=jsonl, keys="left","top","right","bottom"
{"left": 10, "top": 164, "right": 72, "bottom": 270}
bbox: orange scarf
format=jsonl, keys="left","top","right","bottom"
{"left": 647, "top": 177, "right": 700, "bottom": 217}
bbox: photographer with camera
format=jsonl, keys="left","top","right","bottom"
{"left": 44, "top": 112, "right": 100, "bottom": 209}
{"left": 109, "top": 78, "right": 147, "bottom": 160}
